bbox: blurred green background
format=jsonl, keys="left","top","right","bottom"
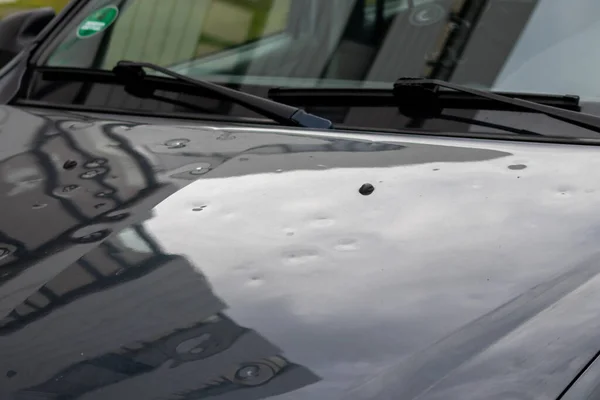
{"left": 0, "top": 0, "right": 69, "bottom": 19}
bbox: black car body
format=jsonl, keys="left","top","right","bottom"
{"left": 2, "top": 1, "right": 600, "bottom": 399}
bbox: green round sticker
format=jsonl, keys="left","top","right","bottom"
{"left": 77, "top": 5, "right": 119, "bottom": 39}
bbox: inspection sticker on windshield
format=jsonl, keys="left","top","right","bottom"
{"left": 76, "top": 5, "right": 119, "bottom": 38}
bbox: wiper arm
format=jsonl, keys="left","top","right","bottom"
{"left": 36, "top": 66, "right": 224, "bottom": 115}
{"left": 112, "top": 61, "right": 331, "bottom": 129}
{"left": 393, "top": 78, "right": 600, "bottom": 134}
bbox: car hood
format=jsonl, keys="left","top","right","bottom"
{"left": 2, "top": 105, "right": 600, "bottom": 399}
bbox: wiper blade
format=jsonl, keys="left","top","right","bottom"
{"left": 270, "top": 79, "right": 600, "bottom": 135}
{"left": 37, "top": 62, "right": 332, "bottom": 129}
{"left": 112, "top": 61, "right": 331, "bottom": 129}
{"left": 268, "top": 87, "right": 580, "bottom": 111}
{"left": 434, "top": 114, "right": 543, "bottom": 137}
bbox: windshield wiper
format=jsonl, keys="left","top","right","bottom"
{"left": 38, "top": 61, "right": 332, "bottom": 129}
{"left": 394, "top": 78, "right": 600, "bottom": 133}
{"left": 269, "top": 87, "right": 580, "bottom": 111}
{"left": 269, "top": 79, "right": 600, "bottom": 135}
{"left": 114, "top": 61, "right": 332, "bottom": 129}
{"left": 112, "top": 61, "right": 332, "bottom": 129}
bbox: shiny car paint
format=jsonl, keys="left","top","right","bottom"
{"left": 1, "top": 105, "right": 600, "bottom": 399}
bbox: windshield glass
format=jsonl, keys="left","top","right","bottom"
{"left": 39, "top": 0, "right": 600, "bottom": 98}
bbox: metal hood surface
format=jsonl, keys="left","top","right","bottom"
{"left": 1, "top": 105, "right": 600, "bottom": 399}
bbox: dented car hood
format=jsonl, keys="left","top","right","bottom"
{"left": 2, "top": 105, "right": 600, "bottom": 399}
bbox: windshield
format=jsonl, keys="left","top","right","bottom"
{"left": 24, "top": 0, "right": 600, "bottom": 136}
{"left": 39, "top": 0, "right": 600, "bottom": 96}
{"left": 41, "top": 0, "right": 580, "bottom": 92}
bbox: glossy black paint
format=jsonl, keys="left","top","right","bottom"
{"left": 1, "top": 105, "right": 600, "bottom": 399}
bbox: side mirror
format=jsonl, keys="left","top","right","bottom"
{"left": 0, "top": 7, "right": 56, "bottom": 68}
